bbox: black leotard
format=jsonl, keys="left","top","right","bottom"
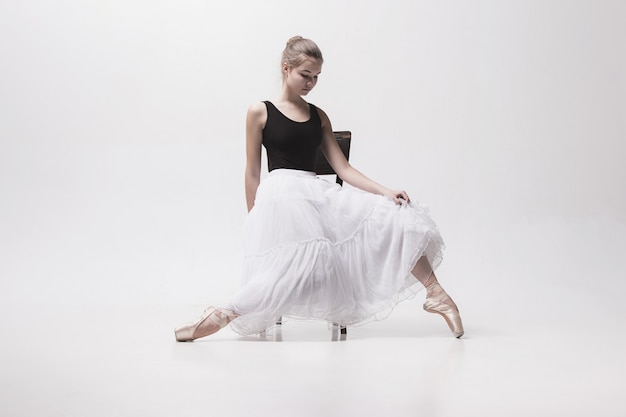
{"left": 262, "top": 101, "right": 322, "bottom": 172}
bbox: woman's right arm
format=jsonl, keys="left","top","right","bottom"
{"left": 245, "top": 102, "right": 266, "bottom": 212}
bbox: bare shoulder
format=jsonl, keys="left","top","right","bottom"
{"left": 246, "top": 101, "right": 267, "bottom": 128}
{"left": 313, "top": 104, "right": 328, "bottom": 118}
{"left": 247, "top": 101, "right": 267, "bottom": 118}
{"left": 314, "top": 105, "right": 332, "bottom": 129}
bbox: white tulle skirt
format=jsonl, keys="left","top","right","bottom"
{"left": 226, "top": 169, "right": 444, "bottom": 335}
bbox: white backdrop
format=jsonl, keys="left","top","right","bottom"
{"left": 1, "top": 0, "right": 625, "bottom": 310}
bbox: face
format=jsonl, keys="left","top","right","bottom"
{"left": 283, "top": 57, "right": 322, "bottom": 96}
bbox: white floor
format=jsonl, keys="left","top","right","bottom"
{"left": 2, "top": 165, "right": 623, "bottom": 416}
{"left": 1, "top": 275, "right": 625, "bottom": 417}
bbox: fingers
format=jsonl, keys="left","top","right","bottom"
{"left": 393, "top": 191, "right": 410, "bottom": 205}
{"left": 385, "top": 189, "right": 410, "bottom": 205}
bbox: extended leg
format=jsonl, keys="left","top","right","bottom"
{"left": 411, "top": 257, "right": 464, "bottom": 338}
{"left": 174, "top": 307, "right": 239, "bottom": 342}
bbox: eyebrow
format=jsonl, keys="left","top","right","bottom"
{"left": 301, "top": 70, "right": 322, "bottom": 75}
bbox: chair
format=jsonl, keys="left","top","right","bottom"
{"left": 274, "top": 131, "right": 351, "bottom": 340}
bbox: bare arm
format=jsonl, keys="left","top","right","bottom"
{"left": 245, "top": 102, "right": 266, "bottom": 212}
{"left": 316, "top": 107, "right": 410, "bottom": 205}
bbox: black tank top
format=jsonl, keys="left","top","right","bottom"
{"left": 262, "top": 101, "right": 323, "bottom": 172}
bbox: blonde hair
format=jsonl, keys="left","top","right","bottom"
{"left": 281, "top": 36, "right": 323, "bottom": 78}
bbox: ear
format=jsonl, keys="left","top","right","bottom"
{"left": 282, "top": 62, "right": 289, "bottom": 75}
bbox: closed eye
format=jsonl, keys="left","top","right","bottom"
{"left": 300, "top": 73, "right": 319, "bottom": 81}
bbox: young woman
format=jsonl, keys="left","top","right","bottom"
{"left": 174, "top": 36, "right": 464, "bottom": 341}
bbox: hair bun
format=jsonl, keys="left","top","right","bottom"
{"left": 287, "top": 35, "right": 304, "bottom": 46}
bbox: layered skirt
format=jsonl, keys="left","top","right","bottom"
{"left": 226, "top": 169, "right": 444, "bottom": 335}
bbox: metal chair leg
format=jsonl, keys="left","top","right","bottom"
{"left": 331, "top": 322, "right": 347, "bottom": 341}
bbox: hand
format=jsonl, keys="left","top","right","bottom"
{"left": 385, "top": 189, "right": 410, "bottom": 205}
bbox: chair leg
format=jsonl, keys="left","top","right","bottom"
{"left": 265, "top": 318, "right": 345, "bottom": 340}
{"left": 331, "top": 323, "right": 347, "bottom": 341}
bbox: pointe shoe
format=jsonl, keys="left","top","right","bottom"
{"left": 423, "top": 282, "right": 464, "bottom": 338}
{"left": 175, "top": 307, "right": 238, "bottom": 342}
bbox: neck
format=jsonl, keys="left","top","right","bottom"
{"left": 277, "top": 84, "right": 305, "bottom": 105}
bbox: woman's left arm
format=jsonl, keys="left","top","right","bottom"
{"left": 316, "top": 107, "right": 410, "bottom": 205}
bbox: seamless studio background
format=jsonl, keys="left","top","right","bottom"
{"left": 1, "top": 1, "right": 625, "bottom": 416}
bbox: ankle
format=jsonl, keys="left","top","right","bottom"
{"left": 220, "top": 308, "right": 239, "bottom": 320}
{"left": 422, "top": 273, "right": 438, "bottom": 289}
{"left": 424, "top": 280, "right": 441, "bottom": 297}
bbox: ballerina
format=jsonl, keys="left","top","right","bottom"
{"left": 175, "top": 36, "right": 463, "bottom": 341}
